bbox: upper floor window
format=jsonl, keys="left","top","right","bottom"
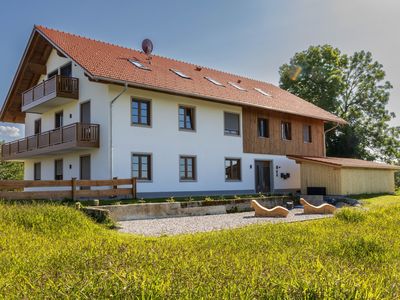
{"left": 224, "top": 112, "right": 240, "bottom": 136}
{"left": 34, "top": 162, "right": 41, "bottom": 181}
{"left": 225, "top": 158, "right": 241, "bottom": 181}
{"left": 180, "top": 156, "right": 196, "bottom": 181}
{"left": 132, "top": 153, "right": 151, "bottom": 180}
{"left": 179, "top": 106, "right": 195, "bottom": 130}
{"left": 34, "top": 119, "right": 41, "bottom": 135}
{"left": 131, "top": 99, "right": 151, "bottom": 126}
{"left": 60, "top": 63, "right": 72, "bottom": 77}
{"left": 54, "top": 159, "right": 63, "bottom": 180}
{"left": 55, "top": 111, "right": 63, "bottom": 129}
{"left": 303, "top": 125, "right": 312, "bottom": 143}
{"left": 258, "top": 118, "right": 269, "bottom": 138}
{"left": 281, "top": 121, "right": 292, "bottom": 140}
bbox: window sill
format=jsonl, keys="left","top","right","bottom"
{"left": 179, "top": 128, "right": 196, "bottom": 133}
{"left": 224, "top": 133, "right": 241, "bottom": 137}
{"left": 179, "top": 179, "right": 197, "bottom": 182}
{"left": 225, "top": 179, "right": 242, "bottom": 182}
{"left": 131, "top": 123, "right": 152, "bottom": 128}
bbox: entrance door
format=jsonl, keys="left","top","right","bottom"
{"left": 80, "top": 101, "right": 91, "bottom": 124}
{"left": 255, "top": 161, "right": 271, "bottom": 193}
{"left": 80, "top": 155, "right": 91, "bottom": 190}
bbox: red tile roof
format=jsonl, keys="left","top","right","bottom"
{"left": 28, "top": 26, "right": 347, "bottom": 123}
{"left": 288, "top": 155, "right": 400, "bottom": 170}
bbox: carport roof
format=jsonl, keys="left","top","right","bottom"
{"left": 287, "top": 156, "right": 400, "bottom": 170}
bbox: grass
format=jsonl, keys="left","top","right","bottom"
{"left": 1, "top": 194, "right": 400, "bottom": 299}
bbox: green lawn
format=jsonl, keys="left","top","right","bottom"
{"left": 1, "top": 194, "right": 400, "bottom": 299}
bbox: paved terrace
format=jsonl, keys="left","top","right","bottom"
{"left": 118, "top": 208, "right": 332, "bottom": 236}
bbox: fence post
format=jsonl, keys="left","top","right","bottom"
{"left": 71, "top": 177, "right": 77, "bottom": 201}
{"left": 131, "top": 177, "right": 137, "bottom": 199}
{"left": 112, "top": 177, "right": 118, "bottom": 198}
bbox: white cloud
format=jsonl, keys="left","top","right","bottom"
{"left": 0, "top": 126, "right": 20, "bottom": 138}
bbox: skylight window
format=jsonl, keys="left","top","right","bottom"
{"left": 254, "top": 88, "right": 272, "bottom": 97}
{"left": 128, "top": 59, "right": 150, "bottom": 71}
{"left": 228, "top": 81, "right": 246, "bottom": 91}
{"left": 170, "top": 69, "right": 191, "bottom": 79}
{"left": 204, "top": 76, "right": 224, "bottom": 86}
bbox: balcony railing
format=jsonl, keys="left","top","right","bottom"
{"left": 1, "top": 123, "right": 99, "bottom": 160}
{"left": 22, "top": 75, "right": 79, "bottom": 112}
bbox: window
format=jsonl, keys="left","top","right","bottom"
{"left": 254, "top": 87, "right": 272, "bottom": 97}
{"left": 258, "top": 118, "right": 269, "bottom": 138}
{"left": 48, "top": 69, "right": 58, "bottom": 79}
{"left": 34, "top": 162, "right": 41, "bottom": 181}
{"left": 55, "top": 111, "right": 63, "bottom": 129}
{"left": 131, "top": 99, "right": 151, "bottom": 126}
{"left": 281, "top": 121, "right": 292, "bottom": 140}
{"left": 170, "top": 69, "right": 191, "bottom": 79}
{"left": 204, "top": 76, "right": 224, "bottom": 86}
{"left": 132, "top": 153, "right": 151, "bottom": 180}
{"left": 128, "top": 59, "right": 151, "bottom": 70}
{"left": 303, "top": 125, "right": 312, "bottom": 143}
{"left": 60, "top": 63, "right": 72, "bottom": 77}
{"left": 54, "top": 159, "right": 63, "bottom": 180}
{"left": 180, "top": 156, "right": 196, "bottom": 181}
{"left": 228, "top": 81, "right": 246, "bottom": 91}
{"left": 179, "top": 106, "right": 195, "bottom": 130}
{"left": 34, "top": 119, "right": 41, "bottom": 135}
{"left": 225, "top": 158, "right": 241, "bottom": 181}
{"left": 224, "top": 112, "right": 240, "bottom": 135}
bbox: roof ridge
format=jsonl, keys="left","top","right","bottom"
{"left": 35, "top": 25, "right": 275, "bottom": 87}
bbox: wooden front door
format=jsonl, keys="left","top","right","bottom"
{"left": 255, "top": 161, "right": 271, "bottom": 193}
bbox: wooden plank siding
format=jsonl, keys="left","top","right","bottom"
{"left": 298, "top": 163, "right": 342, "bottom": 195}
{"left": 242, "top": 107, "right": 325, "bottom": 156}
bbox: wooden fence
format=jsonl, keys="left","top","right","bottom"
{"left": 0, "top": 177, "right": 137, "bottom": 201}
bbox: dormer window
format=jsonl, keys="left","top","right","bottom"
{"left": 205, "top": 76, "right": 224, "bottom": 86}
{"left": 228, "top": 81, "right": 246, "bottom": 91}
{"left": 170, "top": 69, "right": 191, "bottom": 79}
{"left": 129, "top": 59, "right": 150, "bottom": 71}
{"left": 254, "top": 87, "right": 272, "bottom": 97}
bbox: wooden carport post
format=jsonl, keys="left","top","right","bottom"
{"left": 71, "top": 177, "right": 77, "bottom": 201}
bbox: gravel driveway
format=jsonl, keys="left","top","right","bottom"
{"left": 118, "top": 208, "right": 332, "bottom": 236}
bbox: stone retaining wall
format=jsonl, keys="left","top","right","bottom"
{"left": 86, "top": 196, "right": 292, "bottom": 221}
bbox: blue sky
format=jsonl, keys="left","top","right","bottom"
{"left": 0, "top": 0, "right": 399, "bottom": 141}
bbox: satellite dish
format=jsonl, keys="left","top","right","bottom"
{"left": 142, "top": 39, "right": 153, "bottom": 55}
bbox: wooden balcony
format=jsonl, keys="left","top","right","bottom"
{"left": 1, "top": 123, "right": 99, "bottom": 160}
{"left": 22, "top": 75, "right": 79, "bottom": 113}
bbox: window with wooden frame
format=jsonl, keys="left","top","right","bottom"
{"left": 34, "top": 119, "right": 41, "bottom": 135}
{"left": 179, "top": 156, "right": 196, "bottom": 181}
{"left": 303, "top": 124, "right": 312, "bottom": 143}
{"left": 224, "top": 112, "right": 240, "bottom": 136}
{"left": 258, "top": 118, "right": 269, "bottom": 138}
{"left": 179, "top": 106, "right": 195, "bottom": 130}
{"left": 131, "top": 99, "right": 151, "bottom": 126}
{"left": 54, "top": 159, "right": 63, "bottom": 180}
{"left": 34, "top": 162, "right": 41, "bottom": 181}
{"left": 55, "top": 111, "right": 63, "bottom": 129}
{"left": 225, "top": 158, "right": 241, "bottom": 181}
{"left": 131, "top": 153, "right": 151, "bottom": 180}
{"left": 281, "top": 121, "right": 292, "bottom": 140}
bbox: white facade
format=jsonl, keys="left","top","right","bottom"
{"left": 23, "top": 49, "right": 300, "bottom": 197}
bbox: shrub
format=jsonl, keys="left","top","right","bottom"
{"left": 335, "top": 207, "right": 366, "bottom": 223}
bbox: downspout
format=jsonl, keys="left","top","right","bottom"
{"left": 323, "top": 122, "right": 339, "bottom": 157}
{"left": 109, "top": 83, "right": 128, "bottom": 179}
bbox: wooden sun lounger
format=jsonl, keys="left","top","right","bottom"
{"left": 251, "top": 200, "right": 289, "bottom": 218}
{"left": 300, "top": 198, "right": 336, "bottom": 214}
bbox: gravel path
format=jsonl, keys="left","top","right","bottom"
{"left": 118, "top": 209, "right": 332, "bottom": 236}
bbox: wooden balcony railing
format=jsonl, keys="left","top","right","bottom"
{"left": 22, "top": 75, "right": 79, "bottom": 109}
{"left": 1, "top": 123, "right": 99, "bottom": 160}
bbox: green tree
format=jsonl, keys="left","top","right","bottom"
{"left": 279, "top": 45, "right": 400, "bottom": 166}
{"left": 0, "top": 141, "right": 24, "bottom": 180}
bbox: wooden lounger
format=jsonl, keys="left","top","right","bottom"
{"left": 250, "top": 200, "right": 289, "bottom": 218}
{"left": 300, "top": 198, "right": 336, "bottom": 214}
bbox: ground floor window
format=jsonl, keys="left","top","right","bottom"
{"left": 54, "top": 159, "right": 63, "bottom": 180}
{"left": 225, "top": 158, "right": 241, "bottom": 181}
{"left": 180, "top": 156, "right": 196, "bottom": 180}
{"left": 132, "top": 153, "right": 151, "bottom": 180}
{"left": 34, "top": 162, "right": 41, "bottom": 180}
